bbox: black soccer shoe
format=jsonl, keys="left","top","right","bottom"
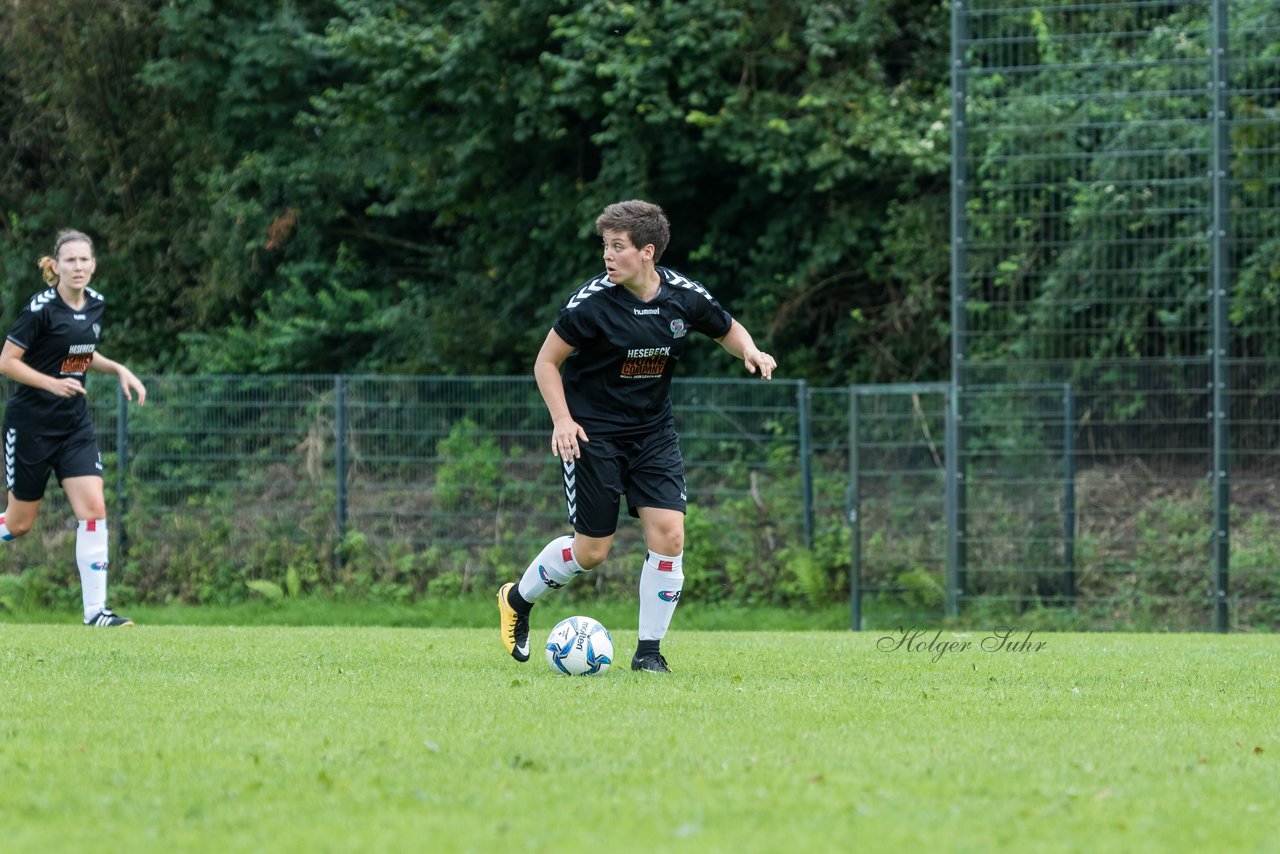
{"left": 631, "top": 651, "right": 672, "bottom": 673}
{"left": 84, "top": 608, "right": 134, "bottom": 628}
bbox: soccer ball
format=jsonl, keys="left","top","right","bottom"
{"left": 545, "top": 615, "right": 613, "bottom": 676}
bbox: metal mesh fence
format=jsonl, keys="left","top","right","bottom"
{"left": 5, "top": 364, "right": 1277, "bottom": 628}
{"left": 0, "top": 376, "right": 809, "bottom": 607}
{"left": 838, "top": 386, "right": 950, "bottom": 628}
{"left": 948, "top": 0, "right": 1280, "bottom": 629}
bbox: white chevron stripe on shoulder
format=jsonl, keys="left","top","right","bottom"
{"left": 86, "top": 286, "right": 105, "bottom": 302}
{"left": 564, "top": 274, "right": 614, "bottom": 310}
{"left": 28, "top": 288, "right": 56, "bottom": 313}
{"left": 661, "top": 268, "right": 714, "bottom": 301}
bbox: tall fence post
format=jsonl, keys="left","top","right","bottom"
{"left": 798, "top": 379, "right": 814, "bottom": 550}
{"left": 334, "top": 375, "right": 348, "bottom": 556}
{"left": 847, "top": 387, "right": 861, "bottom": 631}
{"left": 948, "top": 0, "right": 970, "bottom": 621}
{"left": 1210, "top": 0, "right": 1231, "bottom": 632}
{"left": 116, "top": 384, "right": 129, "bottom": 561}
{"left": 944, "top": 385, "right": 963, "bottom": 618}
{"left": 1062, "top": 383, "right": 1076, "bottom": 603}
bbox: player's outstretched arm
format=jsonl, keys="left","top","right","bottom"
{"left": 716, "top": 320, "right": 777, "bottom": 380}
{"left": 89, "top": 352, "right": 147, "bottom": 405}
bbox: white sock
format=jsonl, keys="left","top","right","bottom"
{"left": 0, "top": 514, "right": 13, "bottom": 541}
{"left": 77, "top": 518, "right": 109, "bottom": 620}
{"left": 638, "top": 551, "right": 684, "bottom": 641}
{"left": 517, "top": 535, "right": 583, "bottom": 603}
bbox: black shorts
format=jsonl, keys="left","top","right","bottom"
{"left": 564, "top": 426, "right": 686, "bottom": 538}
{"left": 2, "top": 412, "right": 102, "bottom": 502}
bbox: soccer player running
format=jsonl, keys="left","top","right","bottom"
{"left": 0, "top": 229, "right": 147, "bottom": 627}
{"left": 498, "top": 200, "right": 777, "bottom": 672}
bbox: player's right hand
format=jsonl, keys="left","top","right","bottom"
{"left": 48, "top": 377, "right": 86, "bottom": 398}
{"left": 551, "top": 418, "right": 589, "bottom": 463}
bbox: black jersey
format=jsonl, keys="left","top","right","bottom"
{"left": 4, "top": 286, "right": 105, "bottom": 430}
{"left": 553, "top": 266, "right": 733, "bottom": 437}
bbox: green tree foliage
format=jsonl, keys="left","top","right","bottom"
{"left": 960, "top": 1, "right": 1280, "bottom": 377}
{"left": 0, "top": 0, "right": 191, "bottom": 361}
{"left": 1, "top": 0, "right": 953, "bottom": 385}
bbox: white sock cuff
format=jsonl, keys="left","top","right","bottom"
{"left": 518, "top": 535, "right": 581, "bottom": 601}
{"left": 644, "top": 550, "right": 684, "bottom": 576}
{"left": 541, "top": 535, "right": 580, "bottom": 584}
{"left": 76, "top": 518, "right": 109, "bottom": 566}
{"left": 562, "top": 536, "right": 583, "bottom": 572}
{"left": 77, "top": 518, "right": 108, "bottom": 535}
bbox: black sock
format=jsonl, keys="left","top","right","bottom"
{"left": 507, "top": 585, "right": 533, "bottom": 616}
{"left": 635, "top": 639, "right": 660, "bottom": 658}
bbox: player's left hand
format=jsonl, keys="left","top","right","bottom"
{"left": 744, "top": 349, "right": 776, "bottom": 380}
{"left": 119, "top": 368, "right": 147, "bottom": 406}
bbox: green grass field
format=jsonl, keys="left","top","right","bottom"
{"left": 1, "top": 620, "right": 1275, "bottom": 853}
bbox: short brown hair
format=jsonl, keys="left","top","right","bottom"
{"left": 595, "top": 200, "right": 670, "bottom": 261}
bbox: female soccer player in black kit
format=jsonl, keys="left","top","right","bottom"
{"left": 498, "top": 200, "right": 778, "bottom": 672}
{"left": 0, "top": 229, "right": 147, "bottom": 626}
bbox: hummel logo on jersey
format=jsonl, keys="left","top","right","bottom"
{"left": 5, "top": 428, "right": 14, "bottom": 491}
{"left": 563, "top": 460, "right": 577, "bottom": 523}
{"left": 565, "top": 274, "right": 614, "bottom": 309}
{"left": 28, "top": 289, "right": 56, "bottom": 312}
{"left": 663, "top": 269, "right": 715, "bottom": 301}
{"left": 634, "top": 307, "right": 659, "bottom": 315}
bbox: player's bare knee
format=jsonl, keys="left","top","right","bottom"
{"left": 576, "top": 551, "right": 608, "bottom": 571}
{"left": 649, "top": 527, "right": 684, "bottom": 555}
{"left": 650, "top": 537, "right": 691, "bottom": 558}
{"left": 4, "top": 517, "right": 33, "bottom": 538}
{"left": 574, "top": 542, "right": 610, "bottom": 570}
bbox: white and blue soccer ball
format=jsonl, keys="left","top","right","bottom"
{"left": 545, "top": 615, "right": 613, "bottom": 676}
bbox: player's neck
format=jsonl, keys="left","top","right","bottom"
{"left": 57, "top": 283, "right": 87, "bottom": 310}
{"left": 622, "top": 268, "right": 661, "bottom": 302}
